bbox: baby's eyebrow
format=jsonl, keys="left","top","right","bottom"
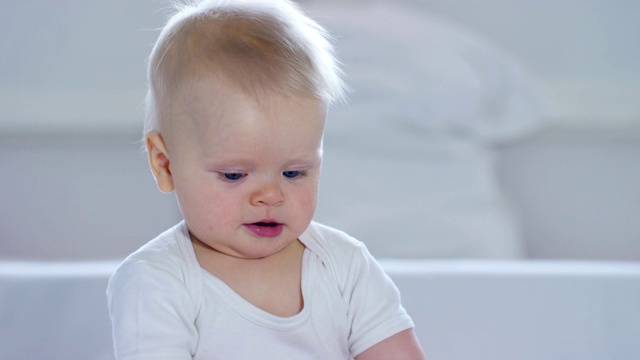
{"left": 204, "top": 148, "right": 322, "bottom": 165}
{"left": 286, "top": 155, "right": 322, "bottom": 166}
{"left": 206, "top": 158, "right": 255, "bottom": 169}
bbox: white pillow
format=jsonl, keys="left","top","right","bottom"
{"left": 308, "top": 2, "right": 549, "bottom": 258}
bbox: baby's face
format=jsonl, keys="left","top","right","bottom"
{"left": 164, "top": 75, "right": 326, "bottom": 259}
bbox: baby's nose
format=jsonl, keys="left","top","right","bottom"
{"left": 250, "top": 181, "right": 284, "bottom": 206}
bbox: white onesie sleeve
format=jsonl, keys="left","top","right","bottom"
{"left": 342, "top": 242, "right": 415, "bottom": 356}
{"left": 107, "top": 260, "right": 199, "bottom": 360}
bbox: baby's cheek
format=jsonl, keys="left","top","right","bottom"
{"left": 297, "top": 186, "right": 319, "bottom": 216}
{"left": 187, "top": 192, "right": 226, "bottom": 221}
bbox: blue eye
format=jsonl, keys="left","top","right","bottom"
{"left": 283, "top": 170, "right": 305, "bottom": 179}
{"left": 219, "top": 172, "right": 246, "bottom": 181}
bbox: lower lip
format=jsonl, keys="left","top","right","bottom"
{"left": 244, "top": 223, "right": 284, "bottom": 238}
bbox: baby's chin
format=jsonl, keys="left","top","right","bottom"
{"left": 190, "top": 229, "right": 303, "bottom": 261}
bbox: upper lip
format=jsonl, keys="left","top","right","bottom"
{"left": 249, "top": 220, "right": 281, "bottom": 226}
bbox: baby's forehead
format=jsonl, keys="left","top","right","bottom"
{"left": 169, "top": 74, "right": 325, "bottom": 131}
{"left": 165, "top": 85, "right": 327, "bottom": 159}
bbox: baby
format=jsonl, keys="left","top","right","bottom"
{"left": 107, "top": 0, "right": 425, "bottom": 359}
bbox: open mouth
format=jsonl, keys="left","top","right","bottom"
{"left": 245, "top": 222, "right": 284, "bottom": 237}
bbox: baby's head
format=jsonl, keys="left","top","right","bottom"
{"left": 144, "top": 0, "right": 345, "bottom": 259}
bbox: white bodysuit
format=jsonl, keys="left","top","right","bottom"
{"left": 107, "top": 221, "right": 414, "bottom": 359}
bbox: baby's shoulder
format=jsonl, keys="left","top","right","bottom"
{"left": 106, "top": 222, "right": 203, "bottom": 327}
{"left": 113, "top": 221, "right": 195, "bottom": 283}
{"left": 302, "top": 221, "right": 371, "bottom": 270}
{"left": 304, "top": 221, "right": 363, "bottom": 251}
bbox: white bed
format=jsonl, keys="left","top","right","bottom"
{"left": 2, "top": 260, "right": 639, "bottom": 360}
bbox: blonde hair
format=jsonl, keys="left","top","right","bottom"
{"left": 144, "top": 0, "right": 346, "bottom": 135}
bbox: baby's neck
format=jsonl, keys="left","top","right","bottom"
{"left": 193, "top": 238, "right": 306, "bottom": 317}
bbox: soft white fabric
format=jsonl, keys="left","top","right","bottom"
{"left": 0, "top": 261, "right": 117, "bottom": 360}
{"left": 307, "top": 2, "right": 550, "bottom": 142}
{"left": 382, "top": 259, "right": 640, "bottom": 360}
{"left": 3, "top": 260, "right": 640, "bottom": 359}
{"left": 307, "top": 2, "right": 550, "bottom": 258}
{"left": 106, "top": 221, "right": 413, "bottom": 359}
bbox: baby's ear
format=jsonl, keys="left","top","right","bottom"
{"left": 146, "top": 131, "right": 175, "bottom": 193}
